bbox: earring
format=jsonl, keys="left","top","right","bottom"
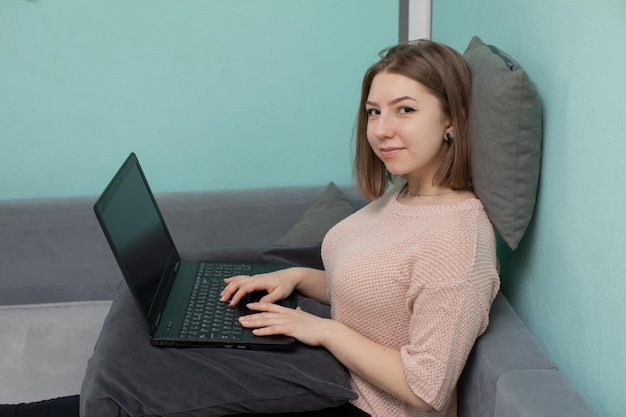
{"left": 446, "top": 132, "right": 454, "bottom": 145}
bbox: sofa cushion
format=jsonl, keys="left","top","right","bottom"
{"left": 463, "top": 36, "right": 542, "bottom": 250}
{"left": 494, "top": 369, "right": 596, "bottom": 417}
{"left": 0, "top": 197, "right": 122, "bottom": 305}
{"left": 458, "top": 293, "right": 556, "bottom": 417}
{"left": 0, "top": 301, "right": 112, "bottom": 403}
{"left": 81, "top": 246, "right": 356, "bottom": 417}
{"left": 274, "top": 182, "right": 356, "bottom": 246}
{"left": 0, "top": 186, "right": 366, "bottom": 306}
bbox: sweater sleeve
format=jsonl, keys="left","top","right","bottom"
{"left": 400, "top": 280, "right": 491, "bottom": 411}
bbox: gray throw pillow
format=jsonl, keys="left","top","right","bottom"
{"left": 81, "top": 246, "right": 356, "bottom": 417}
{"left": 464, "top": 36, "right": 543, "bottom": 250}
{"left": 274, "top": 182, "right": 356, "bottom": 246}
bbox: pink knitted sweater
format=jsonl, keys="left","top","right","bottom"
{"left": 321, "top": 184, "right": 500, "bottom": 417}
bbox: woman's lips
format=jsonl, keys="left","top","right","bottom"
{"left": 379, "top": 147, "right": 404, "bottom": 158}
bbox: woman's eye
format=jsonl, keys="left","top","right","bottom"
{"left": 366, "top": 108, "right": 380, "bottom": 117}
{"left": 398, "top": 106, "right": 415, "bottom": 114}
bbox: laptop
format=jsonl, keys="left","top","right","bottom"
{"left": 94, "top": 152, "right": 297, "bottom": 350}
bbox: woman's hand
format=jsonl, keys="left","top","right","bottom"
{"left": 221, "top": 268, "right": 298, "bottom": 306}
{"left": 238, "top": 303, "right": 330, "bottom": 347}
{"left": 241, "top": 303, "right": 432, "bottom": 411}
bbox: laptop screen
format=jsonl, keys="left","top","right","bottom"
{"left": 95, "top": 154, "right": 178, "bottom": 323}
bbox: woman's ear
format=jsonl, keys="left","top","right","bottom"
{"left": 443, "top": 117, "right": 454, "bottom": 140}
{"left": 444, "top": 125, "right": 455, "bottom": 142}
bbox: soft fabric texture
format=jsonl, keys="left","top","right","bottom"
{"left": 493, "top": 369, "right": 596, "bottom": 417}
{"left": 0, "top": 301, "right": 111, "bottom": 404}
{"left": 81, "top": 246, "right": 356, "bottom": 417}
{"left": 6, "top": 184, "right": 595, "bottom": 416}
{"left": 0, "top": 196, "right": 122, "bottom": 305}
{"left": 0, "top": 186, "right": 366, "bottom": 306}
{"left": 0, "top": 395, "right": 80, "bottom": 417}
{"left": 230, "top": 402, "right": 371, "bottom": 417}
{"left": 274, "top": 182, "right": 356, "bottom": 246}
{"left": 322, "top": 182, "right": 500, "bottom": 417}
{"left": 458, "top": 292, "right": 556, "bottom": 417}
{"left": 463, "top": 36, "right": 542, "bottom": 250}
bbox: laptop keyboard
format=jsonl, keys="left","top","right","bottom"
{"left": 180, "top": 262, "right": 253, "bottom": 340}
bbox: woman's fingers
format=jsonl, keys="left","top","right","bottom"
{"left": 238, "top": 303, "right": 294, "bottom": 335}
{"left": 239, "top": 304, "right": 325, "bottom": 346}
{"left": 220, "top": 275, "right": 257, "bottom": 305}
{"left": 222, "top": 275, "right": 283, "bottom": 306}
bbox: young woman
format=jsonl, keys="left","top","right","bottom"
{"left": 1, "top": 40, "right": 499, "bottom": 417}
{"left": 222, "top": 40, "right": 500, "bottom": 417}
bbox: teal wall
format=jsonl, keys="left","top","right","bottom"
{"left": 432, "top": 1, "right": 626, "bottom": 416}
{"left": 7, "top": 1, "right": 624, "bottom": 414}
{"left": 0, "top": 1, "right": 398, "bottom": 200}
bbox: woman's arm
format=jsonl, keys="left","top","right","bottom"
{"left": 291, "top": 267, "right": 329, "bottom": 304}
{"left": 322, "top": 319, "right": 432, "bottom": 411}
{"left": 240, "top": 304, "right": 433, "bottom": 412}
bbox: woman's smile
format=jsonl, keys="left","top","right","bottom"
{"left": 379, "top": 147, "right": 405, "bottom": 158}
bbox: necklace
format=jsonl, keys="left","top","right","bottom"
{"left": 401, "top": 185, "right": 456, "bottom": 198}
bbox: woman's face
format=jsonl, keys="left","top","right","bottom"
{"left": 365, "top": 71, "right": 451, "bottom": 183}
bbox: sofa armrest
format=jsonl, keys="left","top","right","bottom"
{"left": 458, "top": 293, "right": 595, "bottom": 417}
{"left": 494, "top": 369, "right": 595, "bottom": 417}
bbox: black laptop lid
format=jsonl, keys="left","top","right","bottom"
{"left": 94, "top": 153, "right": 180, "bottom": 328}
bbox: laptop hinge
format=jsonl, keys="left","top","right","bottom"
{"left": 149, "top": 257, "right": 180, "bottom": 332}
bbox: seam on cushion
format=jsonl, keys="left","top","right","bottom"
{"left": 0, "top": 300, "right": 113, "bottom": 310}
{"left": 512, "top": 70, "right": 528, "bottom": 246}
{"left": 491, "top": 365, "right": 560, "bottom": 415}
{"left": 157, "top": 391, "right": 353, "bottom": 416}
{"left": 494, "top": 364, "right": 558, "bottom": 391}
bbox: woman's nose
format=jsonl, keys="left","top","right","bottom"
{"left": 373, "top": 112, "right": 394, "bottom": 139}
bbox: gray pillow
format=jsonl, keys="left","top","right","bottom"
{"left": 274, "top": 182, "right": 355, "bottom": 246}
{"left": 463, "top": 36, "right": 543, "bottom": 250}
{"left": 81, "top": 246, "right": 356, "bottom": 417}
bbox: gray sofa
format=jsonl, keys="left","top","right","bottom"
{"left": 0, "top": 185, "right": 595, "bottom": 416}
